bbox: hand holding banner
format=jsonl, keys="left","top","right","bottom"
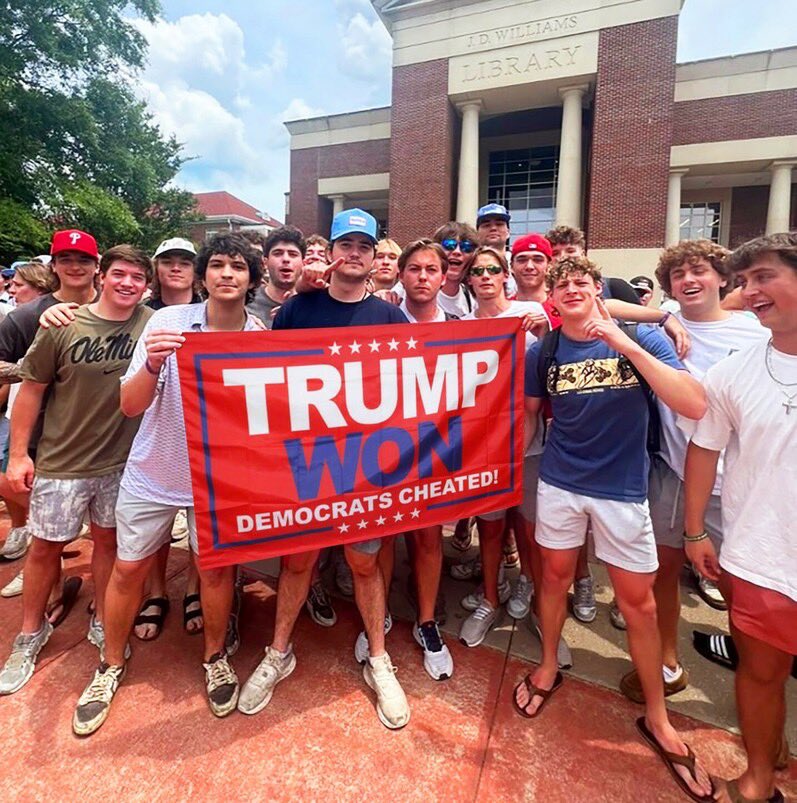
{"left": 177, "top": 318, "right": 524, "bottom": 569}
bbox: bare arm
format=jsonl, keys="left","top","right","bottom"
{"left": 605, "top": 299, "right": 690, "bottom": 358}
{"left": 7, "top": 380, "right": 48, "bottom": 492}
{"left": 524, "top": 396, "right": 542, "bottom": 453}
{"left": 720, "top": 287, "right": 744, "bottom": 311}
{"left": 120, "top": 329, "right": 185, "bottom": 418}
{"left": 683, "top": 441, "right": 722, "bottom": 580}
{"left": 0, "top": 360, "right": 22, "bottom": 385}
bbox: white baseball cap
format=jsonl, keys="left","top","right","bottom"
{"left": 153, "top": 237, "right": 197, "bottom": 259}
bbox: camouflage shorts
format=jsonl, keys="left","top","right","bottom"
{"left": 28, "top": 469, "right": 122, "bottom": 542}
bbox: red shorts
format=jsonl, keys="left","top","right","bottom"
{"left": 729, "top": 574, "right": 797, "bottom": 655}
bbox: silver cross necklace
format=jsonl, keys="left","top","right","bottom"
{"left": 765, "top": 340, "right": 797, "bottom": 415}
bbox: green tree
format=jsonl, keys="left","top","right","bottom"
{"left": 0, "top": 200, "right": 49, "bottom": 264}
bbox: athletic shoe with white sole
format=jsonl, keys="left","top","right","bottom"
{"left": 238, "top": 646, "right": 296, "bottom": 715}
{"left": 460, "top": 574, "right": 511, "bottom": 612}
{"left": 413, "top": 621, "right": 454, "bottom": 680}
{"left": 450, "top": 558, "right": 482, "bottom": 582}
{"left": 528, "top": 611, "right": 573, "bottom": 670}
{"left": 354, "top": 613, "right": 393, "bottom": 664}
{"left": 506, "top": 574, "right": 533, "bottom": 620}
{"left": 86, "top": 616, "right": 131, "bottom": 661}
{"left": 363, "top": 653, "right": 410, "bottom": 729}
{"left": 0, "top": 620, "right": 53, "bottom": 695}
{"left": 609, "top": 600, "right": 627, "bottom": 630}
{"left": 0, "top": 527, "right": 31, "bottom": 561}
{"left": 459, "top": 601, "right": 500, "bottom": 647}
{"left": 0, "top": 570, "right": 24, "bottom": 598}
{"left": 697, "top": 576, "right": 727, "bottom": 611}
{"left": 203, "top": 652, "right": 239, "bottom": 717}
{"left": 305, "top": 581, "right": 337, "bottom": 627}
{"left": 73, "top": 662, "right": 126, "bottom": 736}
{"left": 571, "top": 575, "right": 597, "bottom": 623}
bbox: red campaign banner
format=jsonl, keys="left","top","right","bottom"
{"left": 177, "top": 318, "right": 524, "bottom": 569}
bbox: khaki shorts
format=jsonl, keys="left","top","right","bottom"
{"left": 115, "top": 487, "right": 197, "bottom": 562}
{"left": 648, "top": 456, "right": 723, "bottom": 551}
{"left": 28, "top": 470, "right": 122, "bottom": 542}
{"left": 478, "top": 454, "right": 541, "bottom": 524}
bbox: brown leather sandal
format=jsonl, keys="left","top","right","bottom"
{"left": 512, "top": 671, "right": 563, "bottom": 719}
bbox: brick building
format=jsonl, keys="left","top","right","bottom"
{"left": 189, "top": 191, "right": 282, "bottom": 243}
{"left": 284, "top": 0, "right": 797, "bottom": 278}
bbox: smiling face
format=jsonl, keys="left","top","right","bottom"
{"left": 304, "top": 242, "right": 327, "bottom": 265}
{"left": 265, "top": 240, "right": 303, "bottom": 291}
{"left": 737, "top": 254, "right": 797, "bottom": 335}
{"left": 52, "top": 250, "right": 98, "bottom": 292}
{"left": 401, "top": 247, "right": 445, "bottom": 305}
{"left": 100, "top": 260, "right": 149, "bottom": 311}
{"left": 467, "top": 252, "right": 507, "bottom": 302}
{"left": 512, "top": 250, "right": 549, "bottom": 294}
{"left": 477, "top": 217, "right": 509, "bottom": 248}
{"left": 329, "top": 234, "right": 375, "bottom": 282}
{"left": 203, "top": 252, "right": 254, "bottom": 303}
{"left": 549, "top": 270, "right": 603, "bottom": 321}
{"left": 668, "top": 258, "right": 726, "bottom": 316}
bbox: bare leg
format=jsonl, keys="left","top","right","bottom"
{"left": 103, "top": 556, "right": 156, "bottom": 665}
{"left": 609, "top": 564, "right": 712, "bottom": 798}
{"left": 410, "top": 526, "right": 442, "bottom": 623}
{"left": 654, "top": 545, "right": 684, "bottom": 670}
{"left": 89, "top": 524, "right": 117, "bottom": 625}
{"left": 476, "top": 516, "right": 504, "bottom": 607}
{"left": 196, "top": 563, "right": 235, "bottom": 661}
{"left": 376, "top": 536, "right": 395, "bottom": 599}
{"left": 135, "top": 542, "right": 170, "bottom": 639}
{"left": 184, "top": 551, "right": 203, "bottom": 634}
{"left": 730, "top": 624, "right": 791, "bottom": 800}
{"left": 20, "top": 537, "right": 63, "bottom": 632}
{"left": 345, "top": 545, "right": 386, "bottom": 657}
{"left": 271, "top": 549, "right": 319, "bottom": 653}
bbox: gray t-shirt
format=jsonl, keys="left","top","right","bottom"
{"left": 246, "top": 287, "right": 282, "bottom": 330}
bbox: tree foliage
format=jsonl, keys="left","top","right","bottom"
{"left": 0, "top": 0, "right": 199, "bottom": 263}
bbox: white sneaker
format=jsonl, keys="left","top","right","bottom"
{"left": 363, "top": 653, "right": 410, "bottom": 729}
{"left": 413, "top": 621, "right": 454, "bottom": 681}
{"left": 73, "top": 663, "right": 126, "bottom": 736}
{"left": 506, "top": 574, "right": 533, "bottom": 620}
{"left": 460, "top": 575, "right": 511, "bottom": 612}
{"left": 354, "top": 613, "right": 392, "bottom": 665}
{"left": 0, "top": 527, "right": 31, "bottom": 561}
{"left": 571, "top": 575, "right": 597, "bottom": 623}
{"left": 609, "top": 600, "right": 627, "bottom": 630}
{"left": 1, "top": 570, "right": 24, "bottom": 598}
{"left": 238, "top": 645, "right": 296, "bottom": 715}
{"left": 0, "top": 620, "right": 53, "bottom": 695}
{"left": 528, "top": 611, "right": 573, "bottom": 669}
{"left": 459, "top": 601, "right": 501, "bottom": 647}
{"left": 697, "top": 576, "right": 727, "bottom": 611}
{"left": 86, "top": 616, "right": 131, "bottom": 660}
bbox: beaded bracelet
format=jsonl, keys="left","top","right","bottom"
{"left": 683, "top": 531, "right": 708, "bottom": 543}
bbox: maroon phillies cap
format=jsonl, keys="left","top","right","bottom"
{"left": 50, "top": 229, "right": 99, "bottom": 259}
{"left": 511, "top": 233, "right": 552, "bottom": 260}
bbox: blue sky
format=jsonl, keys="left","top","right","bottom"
{"left": 131, "top": 0, "right": 797, "bottom": 221}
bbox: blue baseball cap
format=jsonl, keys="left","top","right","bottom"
{"left": 476, "top": 203, "right": 511, "bottom": 227}
{"left": 1, "top": 268, "right": 15, "bottom": 278}
{"left": 330, "top": 208, "right": 378, "bottom": 245}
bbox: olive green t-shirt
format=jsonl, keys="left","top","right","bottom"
{"left": 20, "top": 304, "right": 153, "bottom": 478}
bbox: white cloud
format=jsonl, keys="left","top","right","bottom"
{"left": 280, "top": 98, "right": 326, "bottom": 123}
{"left": 337, "top": 10, "right": 392, "bottom": 81}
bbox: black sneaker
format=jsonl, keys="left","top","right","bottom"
{"left": 305, "top": 581, "right": 337, "bottom": 627}
{"left": 73, "top": 662, "right": 126, "bottom": 736}
{"left": 203, "top": 652, "right": 239, "bottom": 717}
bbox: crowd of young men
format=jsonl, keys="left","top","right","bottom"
{"left": 0, "top": 206, "right": 793, "bottom": 803}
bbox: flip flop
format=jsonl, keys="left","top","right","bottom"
{"left": 512, "top": 671, "right": 563, "bottom": 719}
{"left": 722, "top": 779, "right": 784, "bottom": 803}
{"left": 46, "top": 576, "right": 83, "bottom": 628}
{"left": 133, "top": 596, "right": 170, "bottom": 641}
{"left": 636, "top": 717, "right": 715, "bottom": 802}
{"left": 183, "top": 593, "right": 203, "bottom": 635}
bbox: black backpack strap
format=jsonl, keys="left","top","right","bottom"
{"left": 536, "top": 328, "right": 562, "bottom": 397}
{"left": 617, "top": 321, "right": 661, "bottom": 454}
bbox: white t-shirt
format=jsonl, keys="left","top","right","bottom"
{"left": 691, "top": 340, "right": 797, "bottom": 600}
{"left": 463, "top": 300, "right": 548, "bottom": 455}
{"left": 399, "top": 300, "right": 447, "bottom": 323}
{"left": 120, "top": 302, "right": 261, "bottom": 506}
{"left": 437, "top": 285, "right": 472, "bottom": 319}
{"left": 659, "top": 312, "right": 767, "bottom": 492}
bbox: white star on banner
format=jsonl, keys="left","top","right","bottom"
{"left": 387, "top": 338, "right": 399, "bottom": 351}
{"left": 329, "top": 342, "right": 342, "bottom": 356}
{"left": 368, "top": 339, "right": 381, "bottom": 353}
{"left": 410, "top": 508, "right": 420, "bottom": 519}
{"left": 393, "top": 511, "right": 404, "bottom": 523}
{"left": 357, "top": 519, "right": 368, "bottom": 530}
{"left": 406, "top": 337, "right": 418, "bottom": 350}
{"left": 349, "top": 341, "right": 361, "bottom": 354}
{"left": 338, "top": 522, "right": 349, "bottom": 533}
{"left": 375, "top": 515, "right": 386, "bottom": 526}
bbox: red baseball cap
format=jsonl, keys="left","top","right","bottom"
{"left": 50, "top": 229, "right": 99, "bottom": 259}
{"left": 511, "top": 234, "right": 552, "bottom": 261}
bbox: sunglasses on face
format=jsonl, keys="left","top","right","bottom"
{"left": 441, "top": 239, "right": 476, "bottom": 254}
{"left": 469, "top": 264, "right": 504, "bottom": 277}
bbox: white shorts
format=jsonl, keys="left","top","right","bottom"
{"left": 478, "top": 454, "right": 540, "bottom": 523}
{"left": 648, "top": 456, "right": 723, "bottom": 551}
{"left": 535, "top": 479, "right": 658, "bottom": 574}
{"left": 115, "top": 487, "right": 197, "bottom": 562}
{"left": 28, "top": 470, "right": 122, "bottom": 542}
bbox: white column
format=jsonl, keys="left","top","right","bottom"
{"left": 555, "top": 84, "right": 588, "bottom": 227}
{"left": 329, "top": 194, "right": 346, "bottom": 216}
{"left": 766, "top": 160, "right": 796, "bottom": 234}
{"left": 665, "top": 168, "right": 689, "bottom": 246}
{"left": 456, "top": 101, "right": 482, "bottom": 225}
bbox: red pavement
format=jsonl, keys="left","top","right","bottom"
{"left": 0, "top": 533, "right": 794, "bottom": 801}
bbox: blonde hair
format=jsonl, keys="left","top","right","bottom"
{"left": 13, "top": 262, "right": 54, "bottom": 295}
{"left": 376, "top": 238, "right": 401, "bottom": 257}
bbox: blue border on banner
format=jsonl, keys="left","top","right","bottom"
{"left": 193, "top": 332, "right": 519, "bottom": 550}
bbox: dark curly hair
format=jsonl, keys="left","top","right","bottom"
{"left": 728, "top": 232, "right": 797, "bottom": 275}
{"left": 196, "top": 233, "right": 263, "bottom": 304}
{"left": 264, "top": 225, "right": 306, "bottom": 259}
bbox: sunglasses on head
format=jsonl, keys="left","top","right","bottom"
{"left": 441, "top": 238, "right": 476, "bottom": 254}
{"left": 469, "top": 264, "right": 504, "bottom": 276}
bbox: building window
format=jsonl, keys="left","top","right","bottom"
{"left": 680, "top": 202, "right": 721, "bottom": 243}
{"left": 487, "top": 145, "right": 559, "bottom": 239}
